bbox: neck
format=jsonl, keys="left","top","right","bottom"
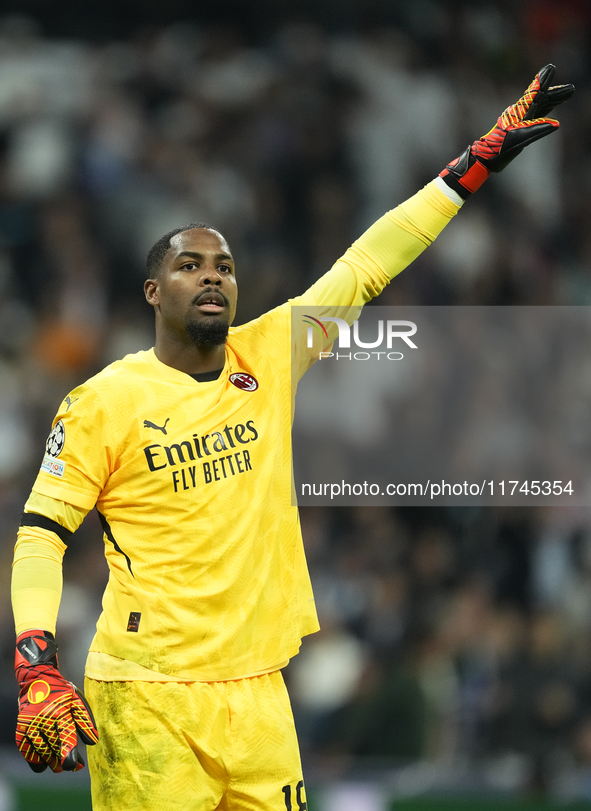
{"left": 154, "top": 334, "right": 226, "bottom": 375}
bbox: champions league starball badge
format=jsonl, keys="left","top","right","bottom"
{"left": 45, "top": 420, "right": 66, "bottom": 458}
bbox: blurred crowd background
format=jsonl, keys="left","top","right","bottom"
{"left": 0, "top": 0, "right": 591, "bottom": 806}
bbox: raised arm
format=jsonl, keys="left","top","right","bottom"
{"left": 299, "top": 64, "right": 574, "bottom": 311}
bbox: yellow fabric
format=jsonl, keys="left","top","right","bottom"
{"left": 85, "top": 671, "right": 306, "bottom": 811}
{"left": 85, "top": 650, "right": 289, "bottom": 682}
{"left": 302, "top": 181, "right": 459, "bottom": 308}
{"left": 12, "top": 528, "right": 66, "bottom": 636}
{"left": 24, "top": 492, "right": 88, "bottom": 533}
{"left": 16, "top": 180, "right": 458, "bottom": 682}
{"left": 11, "top": 495, "right": 87, "bottom": 635}
{"left": 32, "top": 343, "right": 318, "bottom": 681}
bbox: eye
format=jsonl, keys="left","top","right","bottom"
{"left": 218, "top": 264, "right": 232, "bottom": 274}
{"left": 181, "top": 262, "right": 198, "bottom": 271}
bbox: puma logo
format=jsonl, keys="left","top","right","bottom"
{"left": 65, "top": 395, "right": 79, "bottom": 412}
{"left": 143, "top": 418, "right": 170, "bottom": 435}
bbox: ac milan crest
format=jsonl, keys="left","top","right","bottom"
{"left": 229, "top": 373, "right": 258, "bottom": 392}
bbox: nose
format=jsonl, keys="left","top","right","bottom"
{"left": 200, "top": 266, "right": 223, "bottom": 286}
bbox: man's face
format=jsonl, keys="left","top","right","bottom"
{"left": 145, "top": 228, "right": 238, "bottom": 347}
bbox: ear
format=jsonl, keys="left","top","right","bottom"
{"left": 144, "top": 278, "right": 159, "bottom": 307}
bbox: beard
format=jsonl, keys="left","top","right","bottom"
{"left": 185, "top": 317, "right": 229, "bottom": 348}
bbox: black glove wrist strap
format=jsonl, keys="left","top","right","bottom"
{"left": 17, "top": 633, "right": 59, "bottom": 667}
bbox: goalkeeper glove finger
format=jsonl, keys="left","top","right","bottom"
{"left": 15, "top": 630, "right": 99, "bottom": 773}
{"left": 440, "top": 64, "right": 575, "bottom": 199}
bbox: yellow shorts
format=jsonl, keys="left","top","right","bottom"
{"left": 84, "top": 671, "right": 307, "bottom": 811}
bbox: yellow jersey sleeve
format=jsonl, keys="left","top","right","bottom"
{"left": 299, "top": 181, "right": 459, "bottom": 308}
{"left": 12, "top": 527, "right": 66, "bottom": 636}
{"left": 32, "top": 386, "right": 114, "bottom": 511}
{"left": 12, "top": 495, "right": 88, "bottom": 636}
{"left": 24, "top": 491, "right": 88, "bottom": 532}
{"left": 290, "top": 181, "right": 460, "bottom": 380}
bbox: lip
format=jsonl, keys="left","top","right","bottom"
{"left": 197, "top": 302, "right": 225, "bottom": 313}
{"left": 194, "top": 290, "right": 227, "bottom": 313}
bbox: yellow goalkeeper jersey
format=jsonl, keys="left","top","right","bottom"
{"left": 23, "top": 181, "right": 459, "bottom": 682}
{"left": 34, "top": 317, "right": 313, "bottom": 681}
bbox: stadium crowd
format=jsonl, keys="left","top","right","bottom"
{"left": 1, "top": 0, "right": 591, "bottom": 800}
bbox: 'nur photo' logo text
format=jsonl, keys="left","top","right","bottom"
{"left": 303, "top": 315, "right": 418, "bottom": 360}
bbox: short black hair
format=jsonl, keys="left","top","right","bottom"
{"left": 146, "top": 222, "right": 226, "bottom": 277}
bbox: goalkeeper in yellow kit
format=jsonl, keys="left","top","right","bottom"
{"left": 11, "top": 66, "right": 573, "bottom": 810}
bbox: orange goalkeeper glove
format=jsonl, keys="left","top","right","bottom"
{"left": 15, "top": 630, "right": 99, "bottom": 773}
{"left": 440, "top": 64, "right": 574, "bottom": 199}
